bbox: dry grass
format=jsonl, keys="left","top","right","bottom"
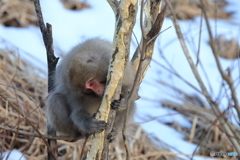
{"left": 61, "top": 0, "right": 89, "bottom": 10}
{"left": 209, "top": 35, "right": 240, "bottom": 59}
{"left": 0, "top": 48, "right": 177, "bottom": 159}
{"left": 0, "top": 0, "right": 38, "bottom": 27}
{"left": 161, "top": 94, "right": 239, "bottom": 159}
{"left": 0, "top": 0, "right": 89, "bottom": 28}
{"left": 166, "top": 0, "right": 232, "bottom": 20}
{"left": 0, "top": 48, "right": 47, "bottom": 158}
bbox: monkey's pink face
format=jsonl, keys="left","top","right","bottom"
{"left": 84, "top": 79, "right": 105, "bottom": 97}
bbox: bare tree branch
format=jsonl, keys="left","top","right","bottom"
{"left": 33, "top": 0, "right": 59, "bottom": 159}
{"left": 33, "top": 0, "right": 59, "bottom": 92}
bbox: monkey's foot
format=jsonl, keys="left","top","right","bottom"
{"left": 107, "top": 128, "right": 117, "bottom": 143}
{"left": 111, "top": 99, "right": 121, "bottom": 110}
{"left": 111, "top": 94, "right": 125, "bottom": 110}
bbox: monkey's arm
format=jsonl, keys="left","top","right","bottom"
{"left": 47, "top": 92, "right": 76, "bottom": 137}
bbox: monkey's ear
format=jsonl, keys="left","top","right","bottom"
{"left": 84, "top": 79, "right": 105, "bottom": 97}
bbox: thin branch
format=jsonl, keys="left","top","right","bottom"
{"left": 107, "top": 0, "right": 119, "bottom": 14}
{"left": 196, "top": 11, "right": 203, "bottom": 66}
{"left": 33, "top": 0, "right": 59, "bottom": 92}
{"left": 147, "top": 26, "right": 171, "bottom": 45}
{"left": 152, "top": 59, "right": 202, "bottom": 93}
{"left": 0, "top": 125, "right": 78, "bottom": 141}
{"left": 33, "top": 0, "right": 59, "bottom": 159}
{"left": 131, "top": 1, "right": 166, "bottom": 89}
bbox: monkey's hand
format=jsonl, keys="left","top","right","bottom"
{"left": 84, "top": 116, "right": 108, "bottom": 134}
{"left": 111, "top": 94, "right": 127, "bottom": 111}
{"left": 71, "top": 110, "right": 108, "bottom": 135}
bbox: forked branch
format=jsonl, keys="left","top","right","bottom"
{"left": 86, "top": 0, "right": 138, "bottom": 159}
{"left": 124, "top": 0, "right": 166, "bottom": 159}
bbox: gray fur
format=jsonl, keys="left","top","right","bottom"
{"left": 46, "top": 38, "right": 136, "bottom": 139}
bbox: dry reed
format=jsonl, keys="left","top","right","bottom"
{"left": 166, "top": 0, "right": 232, "bottom": 20}
{"left": 0, "top": 0, "right": 38, "bottom": 27}
{"left": 161, "top": 95, "right": 238, "bottom": 159}
{"left": 209, "top": 35, "right": 240, "bottom": 59}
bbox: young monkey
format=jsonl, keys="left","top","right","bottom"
{"left": 46, "top": 38, "right": 136, "bottom": 140}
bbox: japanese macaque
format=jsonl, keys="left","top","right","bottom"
{"left": 46, "top": 38, "right": 136, "bottom": 140}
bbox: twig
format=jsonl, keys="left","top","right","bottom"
{"left": 147, "top": 26, "right": 172, "bottom": 45}
{"left": 80, "top": 137, "right": 89, "bottom": 159}
{"left": 152, "top": 59, "right": 202, "bottom": 93}
{"left": 190, "top": 116, "right": 198, "bottom": 143}
{"left": 196, "top": 11, "right": 203, "bottom": 66}
{"left": 123, "top": 2, "right": 147, "bottom": 159}
{"left": 0, "top": 125, "right": 78, "bottom": 141}
{"left": 33, "top": 0, "right": 59, "bottom": 92}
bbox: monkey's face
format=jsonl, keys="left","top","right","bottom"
{"left": 83, "top": 78, "right": 106, "bottom": 97}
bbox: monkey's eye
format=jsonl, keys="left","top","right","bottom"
{"left": 100, "top": 81, "right": 106, "bottom": 84}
